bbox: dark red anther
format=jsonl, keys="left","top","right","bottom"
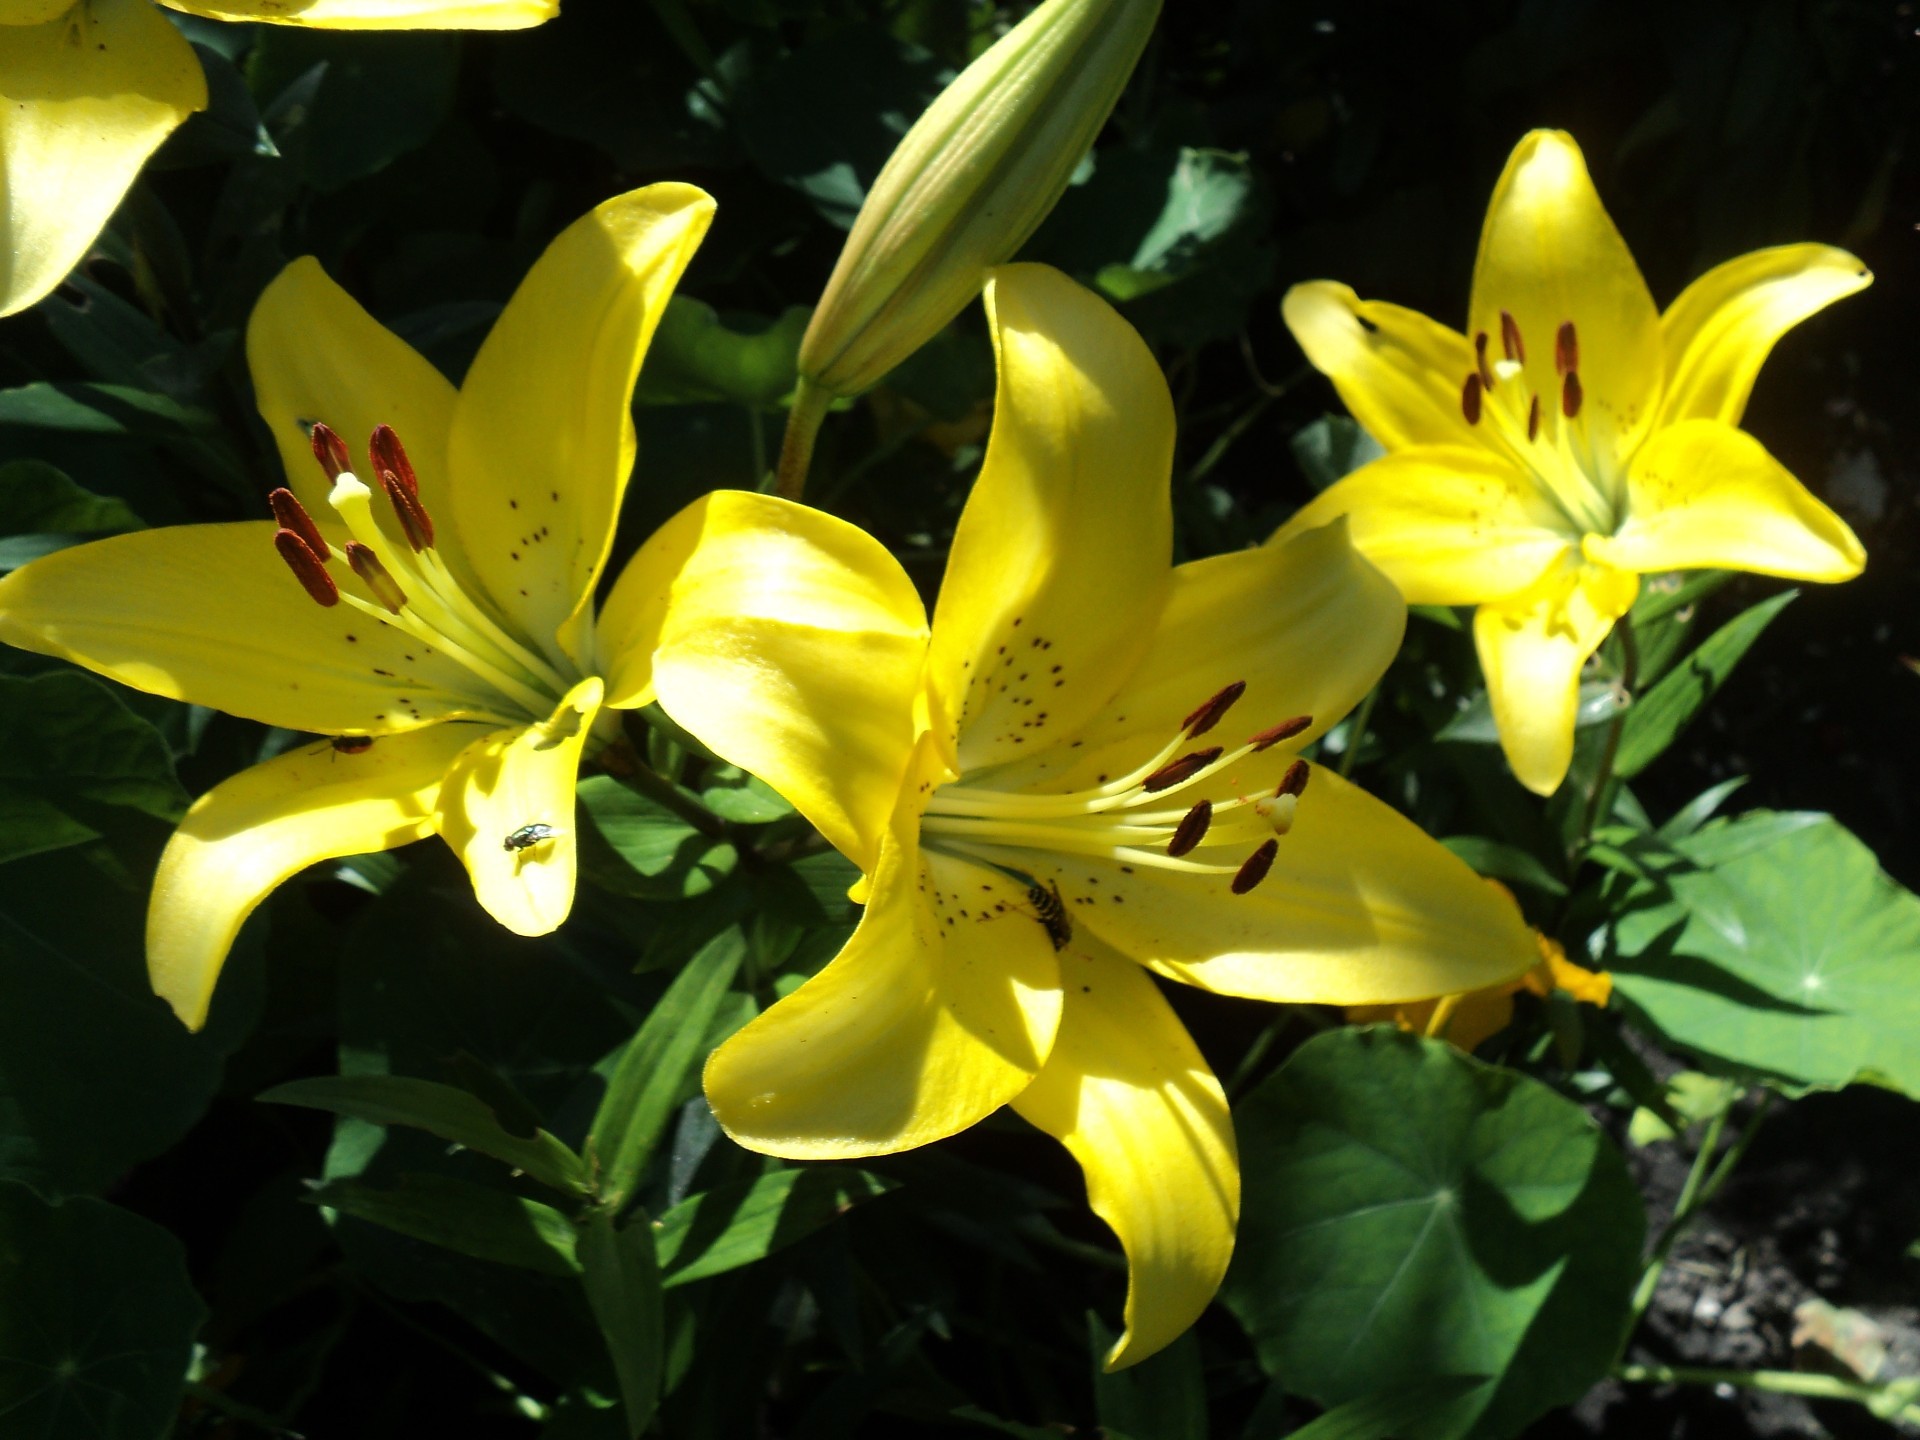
{"left": 1555, "top": 321, "right": 1579, "bottom": 376}
{"left": 1500, "top": 310, "right": 1525, "bottom": 364}
{"left": 1278, "top": 759, "right": 1310, "bottom": 799}
{"left": 345, "top": 541, "right": 407, "bottom": 613}
{"left": 1474, "top": 331, "right": 1494, "bottom": 389}
{"left": 1231, "top": 839, "right": 1279, "bottom": 895}
{"left": 368, "top": 424, "right": 419, "bottom": 498}
{"left": 269, "top": 487, "right": 332, "bottom": 561}
{"left": 1167, "top": 799, "right": 1213, "bottom": 858}
{"left": 1182, "top": 681, "right": 1246, "bottom": 738}
{"left": 381, "top": 470, "right": 436, "bottom": 552}
{"left": 332, "top": 735, "right": 374, "bottom": 755}
{"left": 1460, "top": 373, "right": 1483, "bottom": 426}
{"left": 1526, "top": 394, "right": 1541, "bottom": 442}
{"left": 1142, "top": 747, "right": 1223, "bottom": 794}
{"left": 1561, "top": 370, "right": 1584, "bottom": 419}
{"left": 309, "top": 421, "right": 351, "bottom": 481}
{"left": 1248, "top": 715, "right": 1313, "bottom": 751}
{"left": 274, "top": 528, "right": 339, "bottom": 607}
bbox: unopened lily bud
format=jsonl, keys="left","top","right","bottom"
{"left": 797, "top": 0, "right": 1160, "bottom": 404}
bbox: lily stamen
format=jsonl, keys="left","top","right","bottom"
{"left": 1562, "top": 370, "right": 1584, "bottom": 418}
{"left": 1143, "top": 747, "right": 1223, "bottom": 793}
{"left": 1473, "top": 331, "right": 1494, "bottom": 389}
{"left": 269, "top": 487, "right": 331, "bottom": 561}
{"left": 380, "top": 469, "right": 436, "bottom": 552}
{"left": 1461, "top": 373, "right": 1483, "bottom": 425}
{"left": 1182, "top": 680, "right": 1246, "bottom": 737}
{"left": 309, "top": 420, "right": 351, "bottom": 480}
{"left": 1500, "top": 309, "right": 1525, "bottom": 363}
{"left": 1249, "top": 715, "right": 1312, "bottom": 751}
{"left": 345, "top": 541, "right": 407, "bottom": 613}
{"left": 1231, "top": 839, "right": 1279, "bottom": 894}
{"left": 369, "top": 423, "right": 419, "bottom": 498}
{"left": 1167, "top": 799, "right": 1211, "bottom": 857}
{"left": 1555, "top": 320, "right": 1579, "bottom": 375}
{"left": 274, "top": 529, "right": 338, "bottom": 606}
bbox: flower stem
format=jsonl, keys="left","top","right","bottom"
{"left": 774, "top": 377, "right": 832, "bottom": 502}
{"left": 625, "top": 758, "right": 729, "bottom": 840}
{"left": 1614, "top": 1363, "right": 1920, "bottom": 1423}
{"left": 1578, "top": 614, "right": 1640, "bottom": 850}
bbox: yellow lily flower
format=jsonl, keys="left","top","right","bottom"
{"left": 0, "top": 181, "right": 713, "bottom": 1029}
{"left": 1276, "top": 129, "right": 1868, "bottom": 795}
{"left": 0, "top": 0, "right": 555, "bottom": 319}
{"left": 634, "top": 263, "right": 1537, "bottom": 1367}
{"left": 1351, "top": 931, "right": 1612, "bottom": 1053}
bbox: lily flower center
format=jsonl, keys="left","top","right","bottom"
{"left": 918, "top": 679, "right": 1310, "bottom": 897}
{"left": 1461, "top": 312, "right": 1620, "bottom": 538}
{"left": 269, "top": 421, "right": 575, "bottom": 726}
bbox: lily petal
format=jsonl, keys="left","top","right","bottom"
{"left": 0, "top": 522, "right": 499, "bottom": 732}
{"left": 1474, "top": 558, "right": 1639, "bottom": 796}
{"left": 705, "top": 740, "right": 1062, "bottom": 1158}
{"left": 993, "top": 768, "right": 1536, "bottom": 1004}
{"left": 1281, "top": 281, "right": 1478, "bottom": 450}
{"left": 987, "top": 519, "right": 1403, "bottom": 795}
{"left": 1274, "top": 447, "right": 1577, "bottom": 607}
{"left": 632, "top": 491, "right": 930, "bottom": 874}
{"left": 445, "top": 184, "right": 714, "bottom": 672}
{"left": 1468, "top": 131, "right": 1661, "bottom": 461}
{"left": 161, "top": 0, "right": 555, "bottom": 26}
{"left": 926, "top": 264, "right": 1174, "bottom": 774}
{"left": 0, "top": 0, "right": 206, "bottom": 317}
{"left": 149, "top": 723, "right": 479, "bottom": 1030}
{"left": 1657, "top": 244, "right": 1871, "bottom": 429}
{"left": 246, "top": 257, "right": 457, "bottom": 551}
{"left": 1011, "top": 937, "right": 1237, "bottom": 1371}
{"left": 436, "top": 677, "right": 602, "bottom": 936}
{"left": 1587, "top": 420, "right": 1864, "bottom": 582}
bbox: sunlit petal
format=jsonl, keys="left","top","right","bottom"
{"left": 1012, "top": 937, "right": 1236, "bottom": 1371}
{"left": 149, "top": 723, "right": 480, "bottom": 1030}
{"left": 926, "top": 264, "right": 1174, "bottom": 773}
{"left": 162, "top": 0, "right": 554, "bottom": 25}
{"left": 1587, "top": 420, "right": 1864, "bottom": 582}
{"left": 436, "top": 677, "right": 602, "bottom": 936}
{"left": 445, "top": 184, "right": 714, "bottom": 670}
{"left": 1657, "top": 244, "right": 1871, "bottom": 429}
{"left": 1281, "top": 281, "right": 1478, "bottom": 451}
{"left": 0, "top": 0, "right": 206, "bottom": 317}
{"left": 1274, "top": 447, "right": 1576, "bottom": 607}
{"left": 0, "top": 522, "right": 499, "bottom": 732}
{"left": 632, "top": 491, "right": 930, "bottom": 874}
{"left": 1473, "top": 558, "right": 1639, "bottom": 796}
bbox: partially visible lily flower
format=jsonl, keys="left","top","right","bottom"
{"left": 0, "top": 0, "right": 556, "bottom": 319}
{"left": 1351, "top": 932, "right": 1612, "bottom": 1053}
{"left": 0, "top": 182, "right": 713, "bottom": 1029}
{"left": 638, "top": 263, "right": 1537, "bottom": 1367}
{"left": 1276, "top": 129, "right": 1868, "bottom": 795}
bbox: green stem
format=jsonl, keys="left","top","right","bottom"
{"left": 1578, "top": 614, "right": 1640, "bottom": 851}
{"left": 625, "top": 759, "right": 729, "bottom": 840}
{"left": 774, "top": 378, "right": 832, "bottom": 502}
{"left": 1614, "top": 1363, "right": 1920, "bottom": 1422}
{"left": 1337, "top": 684, "right": 1381, "bottom": 779}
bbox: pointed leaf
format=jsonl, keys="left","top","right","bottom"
{"left": 306, "top": 1174, "right": 581, "bottom": 1276}
{"left": 655, "top": 1167, "right": 894, "bottom": 1287}
{"left": 579, "top": 1210, "right": 664, "bottom": 1438}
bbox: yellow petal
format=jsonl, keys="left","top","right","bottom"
{"left": 1350, "top": 987, "right": 1519, "bottom": 1053}
{"left": 629, "top": 491, "right": 930, "bottom": 875}
{"left": 246, "top": 256, "right": 457, "bottom": 553}
{"left": 1657, "top": 244, "right": 1871, "bottom": 429}
{"left": 162, "top": 0, "right": 554, "bottom": 25}
{"left": 0, "top": 0, "right": 206, "bottom": 317}
{"left": 444, "top": 184, "right": 714, "bottom": 672}
{"left": 1473, "top": 558, "right": 1639, "bottom": 796}
{"left": 926, "top": 264, "right": 1174, "bottom": 773}
{"left": 1274, "top": 448, "right": 1576, "bottom": 606}
{"left": 1281, "top": 281, "right": 1479, "bottom": 451}
{"left": 704, "top": 740, "right": 1062, "bottom": 1159}
{"left": 1012, "top": 937, "right": 1236, "bottom": 1370}
{"left": 1467, "top": 131, "right": 1661, "bottom": 463}
{"left": 149, "top": 723, "right": 479, "bottom": 1030}
{"left": 1535, "top": 937, "right": 1613, "bottom": 1007}
{"left": 985, "top": 518, "right": 1403, "bottom": 796}
{"left": 1585, "top": 420, "right": 1864, "bottom": 583}
{"left": 0, "top": 1, "right": 77, "bottom": 24}
{"left": 436, "top": 677, "right": 602, "bottom": 936}
{"left": 0, "top": 522, "right": 500, "bottom": 732}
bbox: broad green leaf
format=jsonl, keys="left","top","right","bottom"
{"left": 0, "top": 382, "right": 218, "bottom": 439}
{"left": 1289, "top": 415, "right": 1384, "bottom": 493}
{"left": 306, "top": 1174, "right": 581, "bottom": 1276}
{"left": 579, "top": 1210, "right": 664, "bottom": 1439}
{"left": 1440, "top": 835, "right": 1567, "bottom": 897}
{"left": 0, "top": 459, "right": 143, "bottom": 537}
{"left": 588, "top": 929, "right": 745, "bottom": 1209}
{"left": 1091, "top": 1313, "right": 1204, "bottom": 1440}
{"left": 655, "top": 1167, "right": 894, "bottom": 1287}
{"left": 1284, "top": 1378, "right": 1490, "bottom": 1440}
{"left": 1614, "top": 591, "right": 1794, "bottom": 779}
{"left": 1658, "top": 776, "right": 1749, "bottom": 840}
{"left": 0, "top": 1183, "right": 205, "bottom": 1440}
{"left": 699, "top": 766, "right": 796, "bottom": 824}
{"left": 248, "top": 32, "right": 459, "bottom": 192}
{"left": 577, "top": 775, "right": 737, "bottom": 901}
{"left": 261, "top": 1075, "right": 589, "bottom": 1197}
{"left": 1629, "top": 568, "right": 1732, "bottom": 627}
{"left": 1222, "top": 1027, "right": 1644, "bottom": 1440}
{"left": 1608, "top": 811, "right": 1920, "bottom": 1096}
{"left": 637, "top": 297, "right": 809, "bottom": 409}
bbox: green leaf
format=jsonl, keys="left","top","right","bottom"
{"left": 1614, "top": 591, "right": 1795, "bottom": 779}
{"left": 1222, "top": 1027, "right": 1644, "bottom": 1440}
{"left": 1091, "top": 1313, "right": 1205, "bottom": 1440}
{"left": 1289, "top": 415, "right": 1384, "bottom": 493}
{"left": 247, "top": 32, "right": 459, "bottom": 191}
{"left": 0, "top": 381, "right": 217, "bottom": 439}
{"left": 1440, "top": 836, "right": 1567, "bottom": 897}
{"left": 588, "top": 929, "right": 745, "bottom": 1209}
{"left": 307, "top": 1174, "right": 582, "bottom": 1276}
{"left": 1658, "top": 776, "right": 1749, "bottom": 840}
{"left": 637, "top": 297, "right": 809, "bottom": 409}
{"left": 0, "top": 1182, "right": 205, "bottom": 1440}
{"left": 1629, "top": 568, "right": 1732, "bottom": 627}
{"left": 579, "top": 1210, "right": 664, "bottom": 1439}
{"left": 699, "top": 765, "right": 796, "bottom": 824}
{"left": 0, "top": 458, "right": 143, "bottom": 537}
{"left": 577, "top": 774, "right": 737, "bottom": 901}
{"left": 655, "top": 1167, "right": 895, "bottom": 1287}
{"left": 1440, "top": 679, "right": 1621, "bottom": 745}
{"left": 1608, "top": 811, "right": 1920, "bottom": 1097}
{"left": 1284, "top": 1378, "right": 1490, "bottom": 1440}
{"left": 260, "top": 1075, "right": 590, "bottom": 1196}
